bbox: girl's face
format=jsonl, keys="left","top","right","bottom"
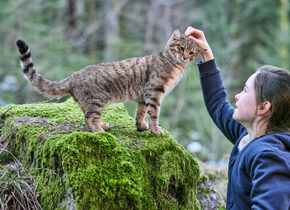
{"left": 233, "top": 73, "right": 258, "bottom": 125}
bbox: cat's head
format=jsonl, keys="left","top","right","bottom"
{"left": 165, "top": 29, "right": 202, "bottom": 63}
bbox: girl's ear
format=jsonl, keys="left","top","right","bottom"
{"left": 257, "top": 101, "right": 271, "bottom": 116}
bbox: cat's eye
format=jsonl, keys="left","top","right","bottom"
{"left": 189, "top": 52, "right": 194, "bottom": 55}
{"left": 180, "top": 47, "right": 185, "bottom": 52}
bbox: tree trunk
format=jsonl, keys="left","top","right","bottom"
{"left": 66, "top": 0, "right": 76, "bottom": 39}
{"left": 85, "top": 0, "right": 97, "bottom": 53}
{"left": 144, "top": 0, "right": 158, "bottom": 53}
{"left": 104, "top": 0, "right": 121, "bottom": 60}
{"left": 279, "top": 0, "right": 289, "bottom": 69}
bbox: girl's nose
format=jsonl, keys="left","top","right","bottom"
{"left": 235, "top": 93, "right": 239, "bottom": 101}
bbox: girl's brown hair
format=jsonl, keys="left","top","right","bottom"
{"left": 254, "top": 65, "right": 290, "bottom": 133}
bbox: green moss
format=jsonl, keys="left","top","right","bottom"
{"left": 218, "top": 203, "right": 227, "bottom": 210}
{"left": 195, "top": 199, "right": 201, "bottom": 210}
{"left": 207, "top": 171, "right": 217, "bottom": 180}
{"left": 201, "top": 187, "right": 210, "bottom": 195}
{"left": 198, "top": 174, "right": 209, "bottom": 184}
{"left": 0, "top": 98, "right": 200, "bottom": 209}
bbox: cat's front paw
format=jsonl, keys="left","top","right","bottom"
{"left": 151, "top": 128, "right": 165, "bottom": 136}
{"left": 136, "top": 122, "right": 149, "bottom": 132}
{"left": 101, "top": 122, "right": 111, "bottom": 130}
{"left": 90, "top": 127, "right": 105, "bottom": 133}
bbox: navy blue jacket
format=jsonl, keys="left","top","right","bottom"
{"left": 197, "top": 59, "right": 290, "bottom": 209}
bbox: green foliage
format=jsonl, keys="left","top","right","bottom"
{"left": 218, "top": 203, "right": 227, "bottom": 210}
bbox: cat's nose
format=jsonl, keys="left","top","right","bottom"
{"left": 183, "top": 55, "right": 189, "bottom": 61}
{"left": 183, "top": 52, "right": 190, "bottom": 59}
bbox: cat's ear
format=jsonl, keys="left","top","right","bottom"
{"left": 172, "top": 29, "right": 181, "bottom": 39}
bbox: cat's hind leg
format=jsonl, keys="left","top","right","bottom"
{"left": 85, "top": 113, "right": 104, "bottom": 132}
{"left": 135, "top": 102, "right": 149, "bottom": 132}
{"left": 81, "top": 101, "right": 106, "bottom": 132}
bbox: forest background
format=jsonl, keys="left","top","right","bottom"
{"left": 0, "top": 0, "right": 289, "bottom": 163}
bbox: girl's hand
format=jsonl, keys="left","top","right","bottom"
{"left": 185, "top": 27, "right": 214, "bottom": 62}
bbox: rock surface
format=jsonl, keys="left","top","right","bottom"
{"left": 0, "top": 99, "right": 200, "bottom": 209}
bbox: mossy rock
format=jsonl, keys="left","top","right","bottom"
{"left": 0, "top": 99, "right": 200, "bottom": 209}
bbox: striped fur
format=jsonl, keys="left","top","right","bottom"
{"left": 16, "top": 29, "right": 201, "bottom": 135}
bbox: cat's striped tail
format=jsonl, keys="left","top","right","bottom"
{"left": 16, "top": 39, "right": 71, "bottom": 97}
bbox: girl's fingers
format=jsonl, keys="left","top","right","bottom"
{"left": 188, "top": 35, "right": 197, "bottom": 42}
{"left": 185, "top": 27, "right": 195, "bottom": 36}
{"left": 185, "top": 27, "right": 191, "bottom": 35}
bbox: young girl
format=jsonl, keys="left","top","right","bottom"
{"left": 185, "top": 26, "right": 290, "bottom": 209}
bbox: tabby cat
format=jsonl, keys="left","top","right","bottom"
{"left": 16, "top": 29, "right": 201, "bottom": 135}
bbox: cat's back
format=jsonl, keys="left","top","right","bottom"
{"left": 70, "top": 55, "right": 157, "bottom": 100}
{"left": 77, "top": 55, "right": 150, "bottom": 77}
{"left": 102, "top": 55, "right": 153, "bottom": 75}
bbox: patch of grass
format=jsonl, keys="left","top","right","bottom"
{"left": 0, "top": 163, "right": 42, "bottom": 209}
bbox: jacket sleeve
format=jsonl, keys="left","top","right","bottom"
{"left": 250, "top": 151, "right": 290, "bottom": 209}
{"left": 197, "top": 59, "right": 245, "bottom": 144}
